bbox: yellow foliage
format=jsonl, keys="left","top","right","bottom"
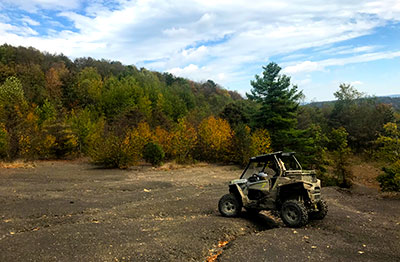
{"left": 43, "top": 135, "right": 57, "bottom": 150}
{"left": 251, "top": 129, "right": 272, "bottom": 155}
{"left": 170, "top": 118, "right": 197, "bottom": 163}
{"left": 198, "top": 116, "right": 233, "bottom": 161}
{"left": 153, "top": 119, "right": 197, "bottom": 163}
{"left": 123, "top": 122, "right": 153, "bottom": 164}
{"left": 18, "top": 135, "right": 32, "bottom": 157}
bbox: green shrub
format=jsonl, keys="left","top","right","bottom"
{"left": 89, "top": 135, "right": 134, "bottom": 169}
{"left": 0, "top": 124, "right": 9, "bottom": 159}
{"left": 377, "top": 160, "right": 400, "bottom": 192}
{"left": 317, "top": 172, "right": 340, "bottom": 187}
{"left": 143, "top": 142, "right": 165, "bottom": 166}
{"left": 330, "top": 127, "right": 353, "bottom": 188}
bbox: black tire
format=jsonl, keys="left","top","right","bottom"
{"left": 280, "top": 199, "right": 309, "bottom": 228}
{"left": 309, "top": 199, "right": 328, "bottom": 220}
{"left": 218, "top": 194, "right": 242, "bottom": 217}
{"left": 245, "top": 207, "right": 261, "bottom": 215}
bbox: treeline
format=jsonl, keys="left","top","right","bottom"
{"left": 0, "top": 44, "right": 399, "bottom": 191}
{"left": 0, "top": 44, "right": 268, "bottom": 168}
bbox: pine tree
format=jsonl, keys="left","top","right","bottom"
{"left": 247, "top": 62, "right": 303, "bottom": 150}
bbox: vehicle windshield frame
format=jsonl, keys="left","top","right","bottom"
{"left": 277, "top": 154, "right": 302, "bottom": 171}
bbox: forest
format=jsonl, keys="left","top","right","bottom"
{"left": 0, "top": 44, "right": 399, "bottom": 191}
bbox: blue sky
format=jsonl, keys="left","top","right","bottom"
{"left": 0, "top": 0, "right": 399, "bottom": 101}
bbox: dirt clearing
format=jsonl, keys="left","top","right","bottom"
{"left": 1, "top": 161, "right": 399, "bottom": 261}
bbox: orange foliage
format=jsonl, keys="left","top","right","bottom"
{"left": 153, "top": 118, "right": 197, "bottom": 163}
{"left": 153, "top": 126, "right": 172, "bottom": 157}
{"left": 45, "top": 67, "right": 63, "bottom": 100}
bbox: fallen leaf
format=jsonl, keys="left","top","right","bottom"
{"left": 311, "top": 246, "right": 317, "bottom": 249}
{"left": 358, "top": 251, "right": 364, "bottom": 254}
{"left": 218, "top": 241, "right": 229, "bottom": 248}
{"left": 293, "top": 230, "right": 298, "bottom": 234}
{"left": 143, "top": 189, "right": 151, "bottom": 192}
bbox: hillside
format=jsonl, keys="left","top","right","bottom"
{"left": 0, "top": 44, "right": 242, "bottom": 123}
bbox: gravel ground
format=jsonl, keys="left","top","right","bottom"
{"left": 0, "top": 161, "right": 399, "bottom": 261}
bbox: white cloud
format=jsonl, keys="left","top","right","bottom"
{"left": 0, "top": 22, "right": 38, "bottom": 36}
{"left": 21, "top": 16, "right": 40, "bottom": 26}
{"left": 351, "top": 81, "right": 363, "bottom": 86}
{"left": 283, "top": 61, "right": 324, "bottom": 74}
{"left": 1, "top": 0, "right": 82, "bottom": 12}
{"left": 283, "top": 51, "right": 400, "bottom": 74}
{"left": 1, "top": 0, "right": 400, "bottom": 97}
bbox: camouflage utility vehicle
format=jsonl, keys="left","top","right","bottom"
{"left": 218, "top": 152, "right": 327, "bottom": 227}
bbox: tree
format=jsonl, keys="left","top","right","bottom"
{"left": 247, "top": 62, "right": 303, "bottom": 150}
{"left": 45, "top": 63, "right": 69, "bottom": 102}
{"left": 375, "top": 122, "right": 400, "bottom": 163}
{"left": 197, "top": 116, "right": 233, "bottom": 162}
{"left": 250, "top": 129, "right": 272, "bottom": 156}
{"left": 330, "top": 84, "right": 395, "bottom": 150}
{"left": 219, "top": 100, "right": 258, "bottom": 128}
{"left": 329, "top": 127, "right": 353, "bottom": 188}
{"left": 0, "top": 77, "right": 28, "bottom": 157}
{"left": 73, "top": 67, "right": 103, "bottom": 108}
{"left": 231, "top": 124, "right": 252, "bottom": 166}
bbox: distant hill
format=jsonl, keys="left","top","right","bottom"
{"left": 386, "top": 94, "right": 400, "bottom": 98}
{"left": 306, "top": 96, "right": 400, "bottom": 111}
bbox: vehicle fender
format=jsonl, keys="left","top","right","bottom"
{"left": 303, "top": 182, "right": 321, "bottom": 203}
{"left": 229, "top": 184, "right": 249, "bottom": 206}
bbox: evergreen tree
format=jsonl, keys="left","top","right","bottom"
{"left": 247, "top": 62, "right": 303, "bottom": 150}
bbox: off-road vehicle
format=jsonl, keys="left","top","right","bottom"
{"left": 218, "top": 151, "right": 327, "bottom": 227}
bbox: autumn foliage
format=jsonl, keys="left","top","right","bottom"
{"left": 198, "top": 116, "right": 233, "bottom": 162}
{"left": 1, "top": 44, "right": 399, "bottom": 193}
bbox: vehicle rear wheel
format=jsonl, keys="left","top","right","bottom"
{"left": 218, "top": 194, "right": 242, "bottom": 217}
{"left": 309, "top": 199, "right": 328, "bottom": 220}
{"left": 280, "top": 199, "right": 308, "bottom": 228}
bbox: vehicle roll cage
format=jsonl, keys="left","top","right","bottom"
{"left": 239, "top": 151, "right": 301, "bottom": 179}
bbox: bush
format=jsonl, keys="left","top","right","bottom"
{"left": 89, "top": 134, "right": 133, "bottom": 169}
{"left": 0, "top": 124, "right": 8, "bottom": 159}
{"left": 143, "top": 142, "right": 165, "bottom": 166}
{"left": 377, "top": 160, "right": 400, "bottom": 192}
{"left": 89, "top": 122, "right": 152, "bottom": 169}
{"left": 318, "top": 172, "right": 341, "bottom": 187}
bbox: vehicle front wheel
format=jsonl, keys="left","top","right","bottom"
{"left": 309, "top": 199, "right": 328, "bottom": 220}
{"left": 218, "top": 194, "right": 242, "bottom": 217}
{"left": 280, "top": 199, "right": 308, "bottom": 228}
